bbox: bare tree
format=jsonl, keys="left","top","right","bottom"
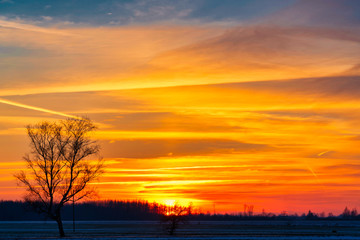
{"left": 15, "top": 118, "right": 103, "bottom": 237}
{"left": 160, "top": 203, "right": 191, "bottom": 235}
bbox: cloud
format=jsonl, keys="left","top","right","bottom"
{"left": 90, "top": 111, "right": 244, "bottom": 132}
{"left": 41, "top": 16, "right": 53, "bottom": 21}
{"left": 1, "top": 16, "right": 359, "bottom": 97}
{"left": 1, "top": 2, "right": 359, "bottom": 97}
{"left": 0, "top": 17, "right": 70, "bottom": 35}
{"left": 322, "top": 164, "right": 360, "bottom": 171}
{"left": 227, "top": 76, "right": 360, "bottom": 99}
{"left": 266, "top": 0, "right": 360, "bottom": 27}
{"left": 341, "top": 64, "right": 360, "bottom": 76}
{"left": 101, "top": 139, "right": 269, "bottom": 158}
{"left": 0, "top": 21, "right": 224, "bottom": 96}
{"left": 144, "top": 25, "right": 360, "bottom": 86}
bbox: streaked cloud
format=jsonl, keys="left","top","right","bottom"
{"left": 101, "top": 139, "right": 269, "bottom": 159}
{"left": 267, "top": 0, "right": 360, "bottom": 27}
{"left": 0, "top": 17, "right": 71, "bottom": 34}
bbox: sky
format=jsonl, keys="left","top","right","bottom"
{"left": 1, "top": 0, "right": 360, "bottom": 214}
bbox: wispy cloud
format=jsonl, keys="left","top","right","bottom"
{"left": 0, "top": 17, "right": 70, "bottom": 35}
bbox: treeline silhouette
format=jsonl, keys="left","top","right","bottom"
{"left": 0, "top": 200, "right": 359, "bottom": 221}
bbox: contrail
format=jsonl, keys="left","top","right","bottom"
{"left": 0, "top": 98, "right": 79, "bottom": 119}
{"left": 306, "top": 165, "right": 318, "bottom": 178}
{"left": 317, "top": 151, "right": 330, "bottom": 157}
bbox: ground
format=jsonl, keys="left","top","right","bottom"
{"left": 0, "top": 220, "right": 359, "bottom": 239}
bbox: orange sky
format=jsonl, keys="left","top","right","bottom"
{"left": 1, "top": 0, "right": 360, "bottom": 214}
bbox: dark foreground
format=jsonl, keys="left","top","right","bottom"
{"left": 0, "top": 220, "right": 360, "bottom": 239}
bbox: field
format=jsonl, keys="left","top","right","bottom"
{"left": 0, "top": 220, "right": 360, "bottom": 239}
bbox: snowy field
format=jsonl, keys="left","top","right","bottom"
{"left": 0, "top": 220, "right": 360, "bottom": 239}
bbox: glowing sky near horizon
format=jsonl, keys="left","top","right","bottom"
{"left": 1, "top": 0, "right": 360, "bottom": 214}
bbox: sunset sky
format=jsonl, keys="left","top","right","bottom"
{"left": 1, "top": 0, "right": 360, "bottom": 214}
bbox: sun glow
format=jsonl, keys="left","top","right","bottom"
{"left": 164, "top": 199, "right": 176, "bottom": 206}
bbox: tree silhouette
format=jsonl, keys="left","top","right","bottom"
{"left": 15, "top": 118, "right": 103, "bottom": 237}
{"left": 160, "top": 203, "right": 191, "bottom": 235}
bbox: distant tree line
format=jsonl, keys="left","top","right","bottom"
{"left": 0, "top": 200, "right": 161, "bottom": 221}
{"left": 0, "top": 200, "right": 359, "bottom": 221}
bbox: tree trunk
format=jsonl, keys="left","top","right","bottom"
{"left": 169, "top": 218, "right": 176, "bottom": 235}
{"left": 55, "top": 214, "right": 65, "bottom": 237}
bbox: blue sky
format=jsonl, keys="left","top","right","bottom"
{"left": 1, "top": 0, "right": 359, "bottom": 28}
{"left": 0, "top": 0, "right": 296, "bottom": 25}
